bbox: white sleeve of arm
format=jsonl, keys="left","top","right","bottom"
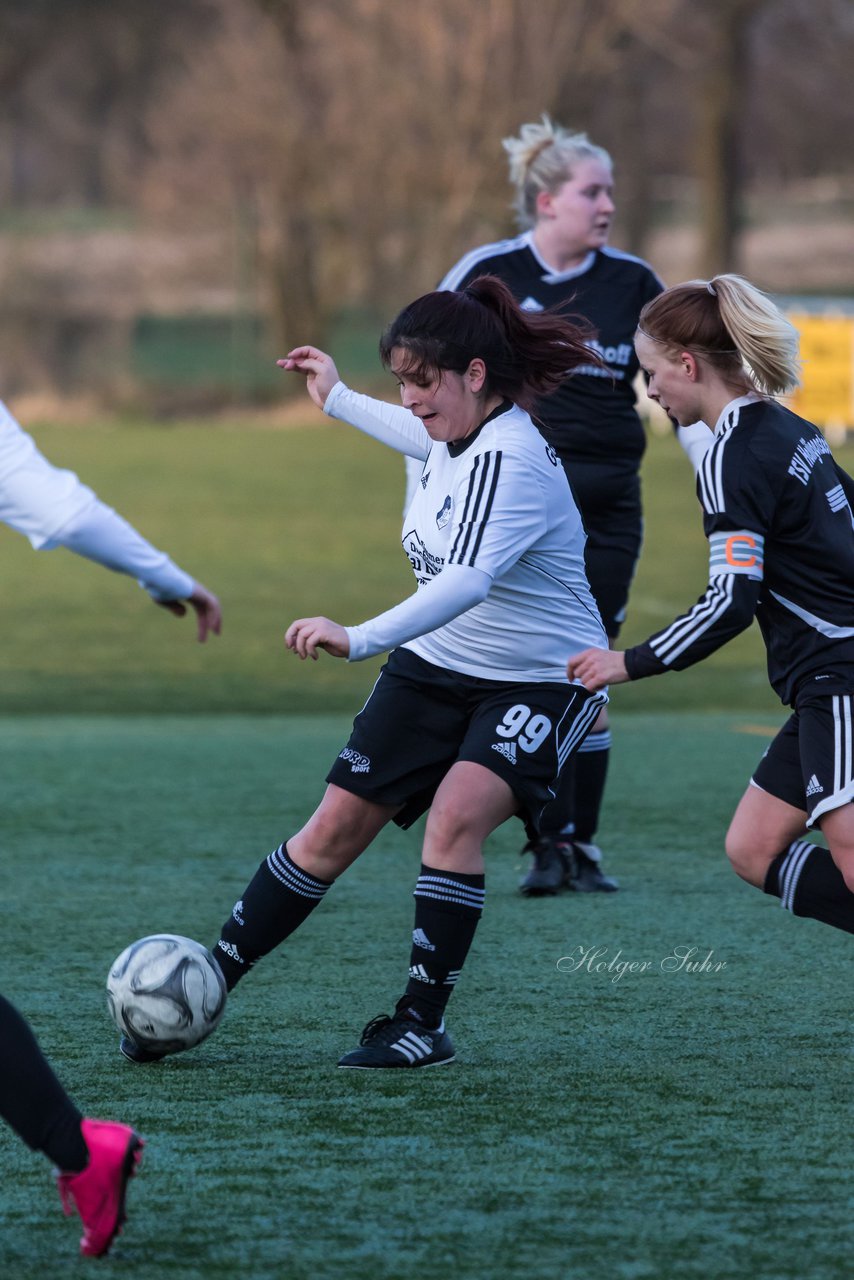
{"left": 0, "top": 401, "right": 98, "bottom": 547}
{"left": 324, "top": 382, "right": 431, "bottom": 461}
{"left": 677, "top": 421, "right": 715, "bottom": 473}
{"left": 0, "top": 400, "right": 192, "bottom": 600}
{"left": 56, "top": 501, "right": 196, "bottom": 601}
{"left": 345, "top": 563, "right": 492, "bottom": 661}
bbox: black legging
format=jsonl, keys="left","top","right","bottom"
{"left": 0, "top": 992, "right": 85, "bottom": 1169}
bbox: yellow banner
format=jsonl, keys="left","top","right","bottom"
{"left": 787, "top": 312, "right": 854, "bottom": 428}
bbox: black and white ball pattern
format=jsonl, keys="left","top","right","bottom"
{"left": 107, "top": 933, "right": 227, "bottom": 1055}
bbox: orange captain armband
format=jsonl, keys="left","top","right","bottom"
{"left": 708, "top": 530, "right": 764, "bottom": 580}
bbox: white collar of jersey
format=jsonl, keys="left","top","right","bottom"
{"left": 713, "top": 392, "right": 764, "bottom": 436}
{"left": 524, "top": 232, "right": 596, "bottom": 283}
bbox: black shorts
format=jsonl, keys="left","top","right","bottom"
{"left": 751, "top": 688, "right": 854, "bottom": 826}
{"left": 326, "top": 648, "right": 608, "bottom": 838}
{"left": 561, "top": 458, "right": 643, "bottom": 639}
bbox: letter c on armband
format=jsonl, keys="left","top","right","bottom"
{"left": 725, "top": 534, "right": 758, "bottom": 568}
{"left": 708, "top": 529, "right": 765, "bottom": 581}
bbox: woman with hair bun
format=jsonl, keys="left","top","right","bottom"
{"left": 413, "top": 116, "right": 666, "bottom": 897}
{"left": 569, "top": 273, "right": 854, "bottom": 938}
{"left": 122, "top": 276, "right": 610, "bottom": 1071}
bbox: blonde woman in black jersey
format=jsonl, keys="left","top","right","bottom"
{"left": 571, "top": 274, "right": 854, "bottom": 938}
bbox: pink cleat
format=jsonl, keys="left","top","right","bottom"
{"left": 56, "top": 1118, "right": 144, "bottom": 1257}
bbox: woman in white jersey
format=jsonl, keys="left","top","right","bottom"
{"left": 121, "top": 277, "right": 608, "bottom": 1070}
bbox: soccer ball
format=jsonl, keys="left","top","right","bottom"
{"left": 106, "top": 933, "right": 227, "bottom": 1056}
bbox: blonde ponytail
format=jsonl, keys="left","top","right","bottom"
{"left": 711, "top": 275, "right": 800, "bottom": 394}
{"left": 638, "top": 274, "right": 801, "bottom": 394}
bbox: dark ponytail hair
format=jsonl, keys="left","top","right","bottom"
{"left": 379, "top": 274, "right": 601, "bottom": 413}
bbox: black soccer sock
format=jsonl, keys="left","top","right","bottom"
{"left": 539, "top": 758, "right": 575, "bottom": 840}
{"left": 398, "top": 865, "right": 485, "bottom": 1027}
{"left": 0, "top": 994, "right": 88, "bottom": 1171}
{"left": 764, "top": 840, "right": 854, "bottom": 935}
{"left": 568, "top": 729, "right": 610, "bottom": 844}
{"left": 214, "top": 842, "right": 332, "bottom": 989}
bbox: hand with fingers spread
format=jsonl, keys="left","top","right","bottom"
{"left": 277, "top": 347, "right": 341, "bottom": 411}
{"left": 156, "top": 582, "right": 222, "bottom": 643}
{"left": 285, "top": 615, "right": 350, "bottom": 661}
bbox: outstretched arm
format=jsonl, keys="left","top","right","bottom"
{"left": 568, "top": 569, "right": 761, "bottom": 690}
{"left": 44, "top": 502, "right": 222, "bottom": 643}
{"left": 0, "top": 401, "right": 221, "bottom": 642}
{"left": 285, "top": 563, "right": 492, "bottom": 661}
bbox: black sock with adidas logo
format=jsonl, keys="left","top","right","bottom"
{"left": 399, "top": 864, "right": 485, "bottom": 1028}
{"left": 214, "top": 842, "right": 332, "bottom": 989}
{"left": 764, "top": 840, "right": 854, "bottom": 934}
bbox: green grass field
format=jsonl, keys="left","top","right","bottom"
{"left": 2, "top": 715, "right": 850, "bottom": 1279}
{"left": 0, "top": 414, "right": 815, "bottom": 715}
{"left": 1, "top": 417, "right": 852, "bottom": 1277}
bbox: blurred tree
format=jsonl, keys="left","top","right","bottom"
{"left": 143, "top": 0, "right": 628, "bottom": 353}
{"left": 0, "top": 0, "right": 59, "bottom": 94}
{"left": 2, "top": 0, "right": 854, "bottom": 401}
{"left": 694, "top": 0, "right": 763, "bottom": 274}
{"left": 746, "top": 0, "right": 854, "bottom": 181}
{"left": 0, "top": 0, "right": 219, "bottom": 206}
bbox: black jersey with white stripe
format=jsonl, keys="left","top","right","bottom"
{"left": 625, "top": 396, "right": 854, "bottom": 706}
{"left": 439, "top": 235, "right": 664, "bottom": 463}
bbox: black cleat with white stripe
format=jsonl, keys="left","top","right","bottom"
{"left": 338, "top": 1012, "right": 456, "bottom": 1070}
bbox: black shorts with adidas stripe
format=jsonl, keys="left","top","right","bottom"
{"left": 751, "top": 683, "right": 854, "bottom": 826}
{"left": 326, "top": 647, "right": 607, "bottom": 839}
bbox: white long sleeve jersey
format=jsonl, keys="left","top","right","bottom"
{"left": 0, "top": 400, "right": 194, "bottom": 601}
{"left": 325, "top": 383, "right": 607, "bottom": 681}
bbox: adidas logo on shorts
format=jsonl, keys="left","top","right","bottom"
{"left": 806, "top": 774, "right": 824, "bottom": 797}
{"left": 491, "top": 740, "right": 517, "bottom": 765}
